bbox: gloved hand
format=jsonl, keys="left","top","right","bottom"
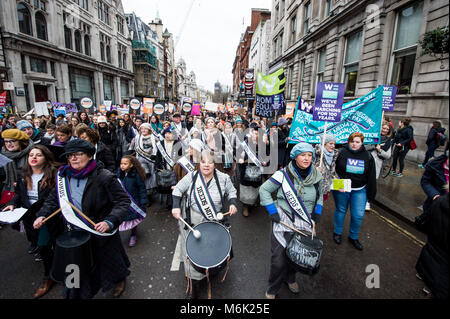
{"left": 270, "top": 212, "right": 281, "bottom": 223}
{"left": 265, "top": 203, "right": 280, "bottom": 223}
{"left": 311, "top": 212, "right": 320, "bottom": 223}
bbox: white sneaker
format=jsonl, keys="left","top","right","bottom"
{"left": 365, "top": 202, "right": 371, "bottom": 211}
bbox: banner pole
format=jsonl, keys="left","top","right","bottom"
{"left": 319, "top": 121, "right": 328, "bottom": 169}
{"left": 379, "top": 110, "right": 385, "bottom": 144}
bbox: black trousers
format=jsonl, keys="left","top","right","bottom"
{"left": 392, "top": 146, "right": 409, "bottom": 173}
{"left": 267, "top": 231, "right": 296, "bottom": 295}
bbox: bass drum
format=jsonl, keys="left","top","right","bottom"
{"left": 185, "top": 221, "right": 232, "bottom": 275}
{"left": 50, "top": 230, "right": 93, "bottom": 284}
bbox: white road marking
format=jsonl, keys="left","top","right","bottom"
{"left": 170, "top": 235, "right": 182, "bottom": 271}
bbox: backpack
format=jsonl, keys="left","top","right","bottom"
{"left": 436, "top": 132, "right": 447, "bottom": 146}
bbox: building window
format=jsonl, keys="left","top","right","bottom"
{"left": 100, "top": 33, "right": 111, "bottom": 63}
{"left": 121, "top": 79, "right": 129, "bottom": 100}
{"left": 391, "top": 1, "right": 423, "bottom": 94}
{"left": 280, "top": 0, "right": 285, "bottom": 19}
{"left": 69, "top": 67, "right": 95, "bottom": 106}
{"left": 21, "top": 54, "right": 27, "bottom": 73}
{"left": 278, "top": 32, "right": 283, "bottom": 57}
{"left": 30, "top": 56, "right": 47, "bottom": 73}
{"left": 74, "top": 31, "right": 82, "bottom": 53}
{"left": 304, "top": 2, "right": 311, "bottom": 34}
{"left": 64, "top": 27, "right": 72, "bottom": 49}
{"left": 35, "top": 12, "right": 47, "bottom": 40}
{"left": 290, "top": 15, "right": 297, "bottom": 46}
{"left": 98, "top": 1, "right": 110, "bottom": 25}
{"left": 288, "top": 65, "right": 294, "bottom": 99}
{"left": 100, "top": 43, "right": 105, "bottom": 61}
{"left": 117, "top": 15, "right": 124, "bottom": 34}
{"left": 103, "top": 74, "right": 114, "bottom": 101}
{"left": 73, "top": 0, "right": 88, "bottom": 10}
{"left": 50, "top": 61, "right": 55, "bottom": 77}
{"left": 273, "top": 38, "right": 277, "bottom": 59}
{"left": 343, "top": 31, "right": 362, "bottom": 96}
{"left": 325, "top": 0, "right": 332, "bottom": 17}
{"left": 298, "top": 59, "right": 305, "bottom": 96}
{"left": 275, "top": 5, "right": 279, "bottom": 24}
{"left": 316, "top": 47, "right": 326, "bottom": 85}
{"left": 18, "top": 3, "right": 32, "bottom": 35}
{"left": 106, "top": 45, "right": 111, "bottom": 63}
{"left": 84, "top": 35, "right": 91, "bottom": 56}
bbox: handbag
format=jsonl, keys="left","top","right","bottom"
{"left": 285, "top": 227, "right": 323, "bottom": 276}
{"left": 409, "top": 139, "right": 417, "bottom": 150}
{"left": 243, "top": 165, "right": 262, "bottom": 183}
{"left": 156, "top": 169, "right": 177, "bottom": 189}
{"left": 0, "top": 190, "right": 15, "bottom": 205}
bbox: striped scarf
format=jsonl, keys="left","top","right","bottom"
{"left": 58, "top": 160, "right": 97, "bottom": 179}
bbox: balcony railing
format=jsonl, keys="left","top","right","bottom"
{"left": 132, "top": 40, "right": 156, "bottom": 55}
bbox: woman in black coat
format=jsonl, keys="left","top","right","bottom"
{"left": 420, "top": 121, "right": 446, "bottom": 168}
{"left": 33, "top": 139, "right": 131, "bottom": 299}
{"left": 391, "top": 118, "right": 414, "bottom": 177}
{"left": 416, "top": 192, "right": 449, "bottom": 299}
{"left": 77, "top": 127, "right": 116, "bottom": 173}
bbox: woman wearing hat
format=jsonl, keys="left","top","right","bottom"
{"left": 3, "top": 145, "right": 62, "bottom": 298}
{"left": 129, "top": 122, "right": 158, "bottom": 203}
{"left": 1, "top": 129, "right": 35, "bottom": 250}
{"left": 34, "top": 139, "right": 131, "bottom": 299}
{"left": 314, "top": 134, "right": 339, "bottom": 202}
{"left": 202, "top": 117, "right": 220, "bottom": 152}
{"left": 97, "top": 116, "right": 118, "bottom": 167}
{"left": 172, "top": 150, "right": 238, "bottom": 298}
{"left": 259, "top": 142, "right": 323, "bottom": 299}
{"left": 17, "top": 120, "right": 50, "bottom": 146}
{"left": 332, "top": 132, "right": 376, "bottom": 250}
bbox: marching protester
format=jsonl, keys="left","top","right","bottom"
{"left": 391, "top": 118, "right": 414, "bottom": 177}
{"left": 97, "top": 116, "right": 118, "bottom": 166}
{"left": 332, "top": 132, "right": 377, "bottom": 250}
{"left": 276, "top": 117, "right": 290, "bottom": 169}
{"left": 419, "top": 121, "right": 446, "bottom": 169}
{"left": 238, "top": 123, "right": 268, "bottom": 217}
{"left": 128, "top": 122, "right": 157, "bottom": 203}
{"left": 118, "top": 155, "right": 148, "bottom": 247}
{"left": 173, "top": 138, "right": 203, "bottom": 182}
{"left": 78, "top": 111, "right": 91, "bottom": 126}
{"left": 17, "top": 119, "right": 50, "bottom": 146}
{"left": 171, "top": 113, "right": 189, "bottom": 145}
{"left": 150, "top": 115, "right": 163, "bottom": 135}
{"left": 52, "top": 124, "right": 73, "bottom": 147}
{"left": 2, "top": 145, "right": 61, "bottom": 298}
{"left": 117, "top": 118, "right": 132, "bottom": 162}
{"left": 172, "top": 150, "right": 238, "bottom": 299}
{"left": 77, "top": 127, "right": 116, "bottom": 173}
{"left": 33, "top": 139, "right": 131, "bottom": 299}
{"left": 220, "top": 122, "right": 237, "bottom": 178}
{"left": 314, "top": 134, "right": 339, "bottom": 202}
{"left": 259, "top": 142, "right": 323, "bottom": 299}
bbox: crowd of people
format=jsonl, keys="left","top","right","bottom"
{"left": 0, "top": 108, "right": 447, "bottom": 300}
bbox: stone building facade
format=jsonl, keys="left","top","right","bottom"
{"left": 0, "top": 0, "right": 134, "bottom": 112}
{"left": 269, "top": 0, "right": 448, "bottom": 162}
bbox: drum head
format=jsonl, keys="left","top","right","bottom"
{"left": 186, "top": 221, "right": 231, "bottom": 269}
{"left": 56, "top": 230, "right": 91, "bottom": 249}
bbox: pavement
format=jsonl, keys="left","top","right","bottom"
{"left": 374, "top": 159, "right": 426, "bottom": 226}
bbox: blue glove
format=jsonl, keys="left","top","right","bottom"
{"left": 265, "top": 203, "right": 280, "bottom": 223}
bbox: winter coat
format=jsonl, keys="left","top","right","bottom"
{"left": 426, "top": 127, "right": 446, "bottom": 148}
{"left": 421, "top": 155, "right": 448, "bottom": 214}
{"left": 314, "top": 144, "right": 339, "bottom": 194}
{"left": 95, "top": 141, "right": 116, "bottom": 173}
{"left": 416, "top": 193, "right": 449, "bottom": 299}
{"left": 98, "top": 124, "right": 118, "bottom": 154}
{"left": 393, "top": 125, "right": 414, "bottom": 151}
{"left": 366, "top": 136, "right": 393, "bottom": 179}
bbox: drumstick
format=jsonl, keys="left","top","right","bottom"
{"left": 216, "top": 211, "right": 231, "bottom": 220}
{"left": 41, "top": 208, "right": 61, "bottom": 224}
{"left": 63, "top": 199, "right": 97, "bottom": 227}
{"left": 178, "top": 217, "right": 201, "bottom": 239}
{"left": 280, "top": 221, "right": 308, "bottom": 237}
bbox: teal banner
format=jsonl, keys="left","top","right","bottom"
{"left": 289, "top": 86, "right": 383, "bottom": 145}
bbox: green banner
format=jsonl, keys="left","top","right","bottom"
{"left": 256, "top": 68, "right": 286, "bottom": 96}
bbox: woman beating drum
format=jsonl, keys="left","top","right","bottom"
{"left": 259, "top": 142, "right": 323, "bottom": 299}
{"left": 171, "top": 150, "right": 238, "bottom": 299}
{"left": 33, "top": 139, "right": 131, "bottom": 299}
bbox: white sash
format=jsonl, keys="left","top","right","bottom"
{"left": 150, "top": 124, "right": 164, "bottom": 141}
{"left": 241, "top": 140, "right": 263, "bottom": 168}
{"left": 57, "top": 174, "right": 116, "bottom": 236}
{"left": 117, "top": 178, "right": 147, "bottom": 219}
{"left": 269, "top": 169, "right": 312, "bottom": 226}
{"left": 192, "top": 172, "right": 219, "bottom": 220}
{"left": 156, "top": 141, "right": 175, "bottom": 167}
{"left": 177, "top": 156, "right": 195, "bottom": 174}
{"left": 136, "top": 134, "right": 154, "bottom": 162}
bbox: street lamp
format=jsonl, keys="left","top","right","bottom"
{"left": 162, "top": 28, "right": 170, "bottom": 101}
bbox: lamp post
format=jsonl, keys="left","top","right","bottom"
{"left": 162, "top": 28, "right": 170, "bottom": 101}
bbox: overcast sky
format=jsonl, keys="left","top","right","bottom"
{"left": 122, "top": 0, "right": 272, "bottom": 92}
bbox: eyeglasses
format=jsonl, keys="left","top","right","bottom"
{"left": 66, "top": 152, "right": 86, "bottom": 159}
{"left": 4, "top": 140, "right": 18, "bottom": 144}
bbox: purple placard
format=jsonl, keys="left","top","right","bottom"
{"left": 313, "top": 82, "right": 345, "bottom": 122}
{"left": 381, "top": 85, "right": 397, "bottom": 111}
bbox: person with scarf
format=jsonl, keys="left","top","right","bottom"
{"left": 172, "top": 150, "right": 238, "bottom": 299}
{"left": 2, "top": 145, "right": 61, "bottom": 298}
{"left": 117, "top": 118, "right": 131, "bottom": 163}
{"left": 333, "top": 132, "right": 377, "bottom": 250}
{"left": 129, "top": 123, "right": 157, "bottom": 203}
{"left": 220, "top": 122, "right": 237, "bottom": 178}
{"left": 77, "top": 127, "right": 116, "bottom": 173}
{"left": 314, "top": 134, "right": 339, "bottom": 202}
{"left": 97, "top": 116, "right": 118, "bottom": 166}
{"left": 34, "top": 139, "right": 131, "bottom": 299}
{"left": 1, "top": 129, "right": 35, "bottom": 251}
{"left": 259, "top": 142, "right": 323, "bottom": 299}
{"left": 150, "top": 115, "right": 163, "bottom": 135}
{"left": 52, "top": 124, "right": 73, "bottom": 147}
{"left": 17, "top": 120, "right": 50, "bottom": 146}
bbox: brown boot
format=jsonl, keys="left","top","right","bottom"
{"left": 112, "top": 279, "right": 126, "bottom": 298}
{"left": 33, "top": 278, "right": 54, "bottom": 299}
{"left": 242, "top": 205, "right": 249, "bottom": 217}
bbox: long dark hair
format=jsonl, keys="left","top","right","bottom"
{"left": 121, "top": 155, "right": 146, "bottom": 181}
{"left": 23, "top": 145, "right": 58, "bottom": 190}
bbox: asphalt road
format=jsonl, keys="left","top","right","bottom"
{"left": 0, "top": 192, "right": 430, "bottom": 299}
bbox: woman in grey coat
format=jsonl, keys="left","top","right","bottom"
{"left": 172, "top": 150, "right": 238, "bottom": 299}
{"left": 260, "top": 142, "right": 323, "bottom": 299}
{"left": 314, "top": 134, "right": 338, "bottom": 202}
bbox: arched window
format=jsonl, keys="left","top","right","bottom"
{"left": 64, "top": 26, "right": 72, "bottom": 49}
{"left": 122, "top": 53, "right": 127, "bottom": 69}
{"left": 100, "top": 42, "right": 105, "bottom": 61}
{"left": 74, "top": 31, "right": 82, "bottom": 53}
{"left": 18, "top": 3, "right": 32, "bottom": 35}
{"left": 84, "top": 35, "right": 91, "bottom": 56}
{"left": 35, "top": 12, "right": 47, "bottom": 40}
{"left": 106, "top": 45, "right": 111, "bottom": 63}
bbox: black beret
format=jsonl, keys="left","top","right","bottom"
{"left": 60, "top": 139, "right": 96, "bottom": 159}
